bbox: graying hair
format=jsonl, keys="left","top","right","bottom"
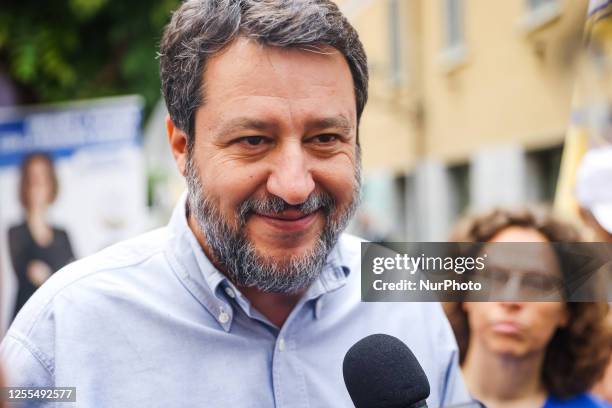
{"left": 159, "top": 0, "right": 368, "bottom": 147}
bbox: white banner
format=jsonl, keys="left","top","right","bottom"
{"left": 0, "top": 96, "right": 147, "bottom": 332}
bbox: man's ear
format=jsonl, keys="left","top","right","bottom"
{"left": 166, "top": 115, "right": 189, "bottom": 176}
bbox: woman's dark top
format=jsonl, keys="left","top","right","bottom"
{"left": 8, "top": 222, "right": 74, "bottom": 320}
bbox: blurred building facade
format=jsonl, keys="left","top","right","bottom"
{"left": 341, "top": 0, "right": 588, "bottom": 240}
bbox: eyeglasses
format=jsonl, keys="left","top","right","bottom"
{"left": 472, "top": 265, "right": 564, "bottom": 300}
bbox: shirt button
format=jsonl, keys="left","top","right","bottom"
{"left": 278, "top": 337, "right": 286, "bottom": 352}
{"left": 218, "top": 311, "right": 230, "bottom": 324}
{"left": 224, "top": 287, "right": 236, "bottom": 299}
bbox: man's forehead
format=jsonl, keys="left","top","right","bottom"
{"left": 208, "top": 36, "right": 346, "bottom": 69}
{"left": 202, "top": 37, "right": 356, "bottom": 104}
{"left": 196, "top": 37, "right": 358, "bottom": 132}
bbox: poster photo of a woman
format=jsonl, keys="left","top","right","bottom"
{"left": 8, "top": 153, "right": 74, "bottom": 321}
{"left": 0, "top": 97, "right": 146, "bottom": 333}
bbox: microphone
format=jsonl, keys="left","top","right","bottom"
{"left": 343, "top": 334, "right": 487, "bottom": 408}
{"left": 343, "top": 333, "right": 430, "bottom": 408}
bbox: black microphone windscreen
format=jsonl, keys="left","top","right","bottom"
{"left": 343, "top": 333, "right": 431, "bottom": 408}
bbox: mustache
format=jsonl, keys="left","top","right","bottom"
{"left": 237, "top": 192, "right": 336, "bottom": 224}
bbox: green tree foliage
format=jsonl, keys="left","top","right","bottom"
{"left": 0, "top": 0, "right": 180, "bottom": 115}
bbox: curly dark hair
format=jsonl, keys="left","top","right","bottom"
{"left": 445, "top": 207, "right": 611, "bottom": 399}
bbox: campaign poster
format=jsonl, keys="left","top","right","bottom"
{"left": 0, "top": 96, "right": 147, "bottom": 332}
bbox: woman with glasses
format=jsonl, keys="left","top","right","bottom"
{"left": 445, "top": 208, "right": 611, "bottom": 408}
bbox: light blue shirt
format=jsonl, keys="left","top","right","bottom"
{"left": 1, "top": 194, "right": 470, "bottom": 407}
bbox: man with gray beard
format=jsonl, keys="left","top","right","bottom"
{"left": 0, "top": 0, "right": 470, "bottom": 406}
{"left": 184, "top": 155, "right": 357, "bottom": 295}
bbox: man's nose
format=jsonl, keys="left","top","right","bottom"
{"left": 266, "top": 143, "right": 315, "bottom": 205}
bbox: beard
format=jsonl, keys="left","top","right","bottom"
{"left": 185, "top": 151, "right": 361, "bottom": 294}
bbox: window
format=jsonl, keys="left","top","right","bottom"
{"left": 443, "top": 0, "right": 464, "bottom": 49}
{"left": 447, "top": 163, "right": 470, "bottom": 221}
{"left": 439, "top": 0, "right": 467, "bottom": 71}
{"left": 528, "top": 0, "right": 557, "bottom": 10}
{"left": 525, "top": 145, "right": 563, "bottom": 204}
{"left": 388, "top": 0, "right": 404, "bottom": 84}
{"left": 520, "top": 0, "right": 560, "bottom": 32}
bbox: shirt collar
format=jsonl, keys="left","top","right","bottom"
{"left": 165, "top": 191, "right": 352, "bottom": 330}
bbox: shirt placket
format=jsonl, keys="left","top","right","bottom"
{"left": 271, "top": 310, "right": 310, "bottom": 408}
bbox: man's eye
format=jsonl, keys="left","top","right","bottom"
{"left": 313, "top": 134, "right": 337, "bottom": 143}
{"left": 239, "top": 136, "right": 267, "bottom": 146}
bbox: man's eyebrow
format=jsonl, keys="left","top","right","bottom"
{"left": 305, "top": 115, "right": 354, "bottom": 134}
{"left": 216, "top": 115, "right": 354, "bottom": 136}
{"left": 217, "top": 118, "right": 277, "bottom": 135}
